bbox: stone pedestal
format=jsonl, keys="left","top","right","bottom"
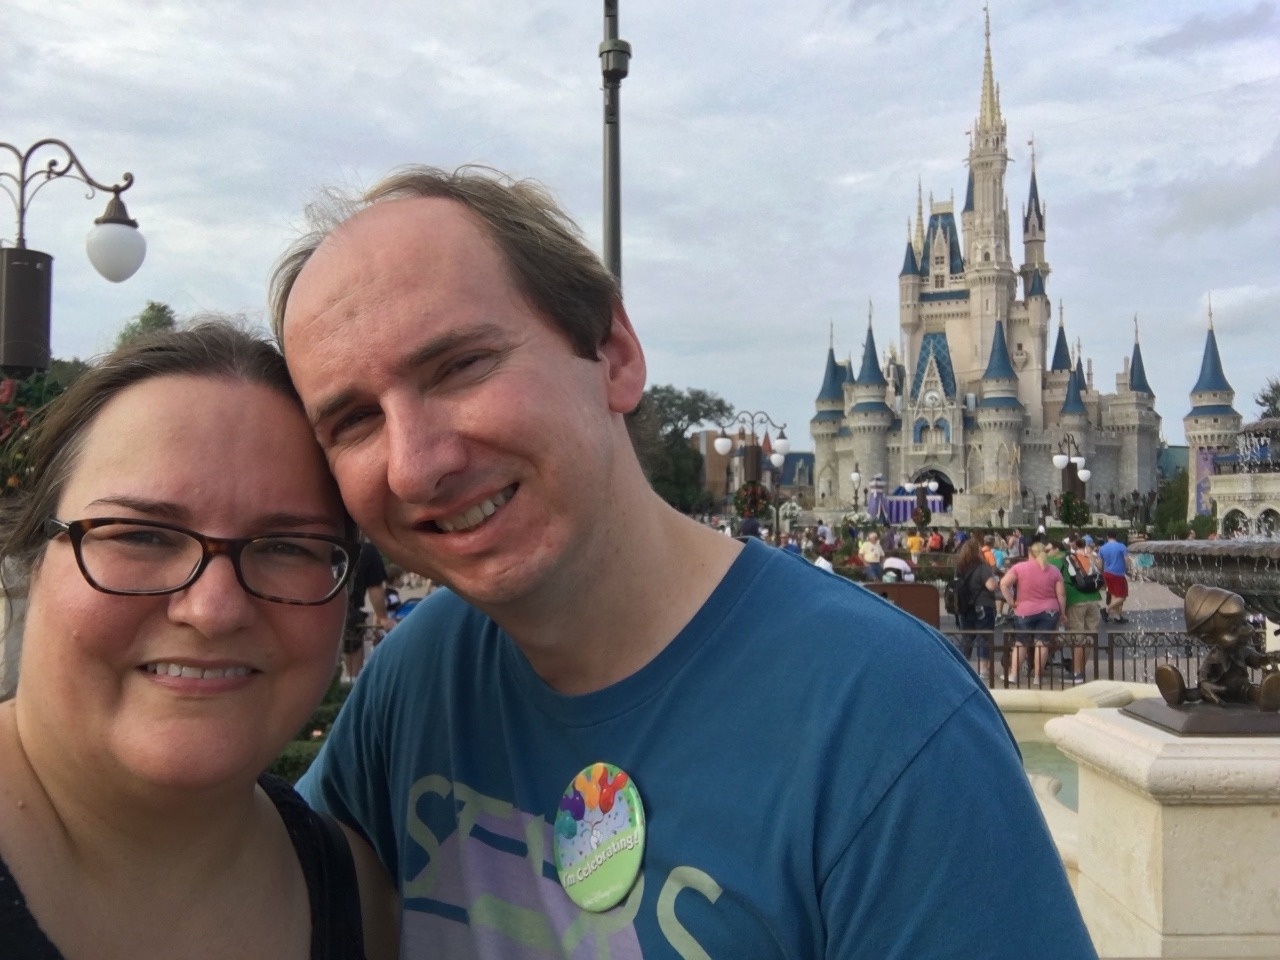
{"left": 1047, "top": 709, "right": 1280, "bottom": 958}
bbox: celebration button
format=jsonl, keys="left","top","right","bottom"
{"left": 553, "top": 762, "right": 645, "bottom": 912}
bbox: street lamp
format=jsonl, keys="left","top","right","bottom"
{"left": 850, "top": 466, "right": 862, "bottom": 510}
{"left": 1051, "top": 433, "right": 1089, "bottom": 518}
{"left": 1, "top": 139, "right": 145, "bottom": 374}
{"left": 600, "top": 1, "right": 631, "bottom": 282}
{"left": 714, "top": 409, "right": 789, "bottom": 544}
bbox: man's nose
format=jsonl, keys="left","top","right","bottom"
{"left": 384, "top": 402, "right": 467, "bottom": 503}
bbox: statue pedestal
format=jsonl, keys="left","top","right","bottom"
{"left": 1047, "top": 709, "right": 1280, "bottom": 958}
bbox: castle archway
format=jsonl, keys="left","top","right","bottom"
{"left": 908, "top": 468, "right": 956, "bottom": 511}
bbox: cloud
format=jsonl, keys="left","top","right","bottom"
{"left": 1142, "top": 2, "right": 1277, "bottom": 56}
{"left": 1162, "top": 134, "right": 1280, "bottom": 233}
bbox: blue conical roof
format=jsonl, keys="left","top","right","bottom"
{"left": 1060, "top": 367, "right": 1086, "bottom": 416}
{"left": 1023, "top": 166, "right": 1044, "bottom": 233}
{"left": 816, "top": 347, "right": 844, "bottom": 403}
{"left": 1130, "top": 341, "right": 1153, "bottom": 395}
{"left": 963, "top": 169, "right": 974, "bottom": 214}
{"left": 856, "top": 326, "right": 887, "bottom": 386}
{"left": 899, "top": 241, "right": 919, "bottom": 277}
{"left": 1075, "top": 356, "right": 1085, "bottom": 383}
{"left": 1050, "top": 324, "right": 1072, "bottom": 372}
{"left": 1191, "top": 327, "right": 1233, "bottom": 394}
{"left": 1027, "top": 269, "right": 1046, "bottom": 298}
{"left": 982, "top": 320, "right": 1017, "bottom": 381}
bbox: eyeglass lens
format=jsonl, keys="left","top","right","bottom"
{"left": 77, "top": 522, "right": 349, "bottom": 603}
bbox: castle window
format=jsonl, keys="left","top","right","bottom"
{"left": 934, "top": 275, "right": 944, "bottom": 289}
{"left": 983, "top": 251, "right": 991, "bottom": 262}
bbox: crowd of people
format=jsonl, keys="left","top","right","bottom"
{"left": 732, "top": 515, "right": 1135, "bottom": 686}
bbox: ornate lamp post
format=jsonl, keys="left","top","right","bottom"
{"left": 1052, "top": 434, "right": 1090, "bottom": 493}
{"left": 849, "top": 465, "right": 862, "bottom": 511}
{"left": 1, "top": 139, "right": 145, "bottom": 375}
{"left": 714, "top": 410, "right": 789, "bottom": 544}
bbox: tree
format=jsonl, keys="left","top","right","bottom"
{"left": 635, "top": 385, "right": 733, "bottom": 513}
{"left": 115, "top": 301, "right": 177, "bottom": 349}
{"left": 1255, "top": 377, "right": 1280, "bottom": 420}
{"left": 642, "top": 385, "right": 734, "bottom": 440}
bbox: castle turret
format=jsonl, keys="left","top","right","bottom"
{"left": 1109, "top": 316, "right": 1162, "bottom": 505}
{"left": 963, "top": 7, "right": 1018, "bottom": 402}
{"left": 846, "top": 312, "right": 893, "bottom": 502}
{"left": 1183, "top": 302, "right": 1242, "bottom": 521}
{"left": 976, "top": 319, "right": 1026, "bottom": 508}
{"left": 1019, "top": 146, "right": 1049, "bottom": 291}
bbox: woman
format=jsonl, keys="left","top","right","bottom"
{"left": 999, "top": 541, "right": 1066, "bottom": 685}
{"left": 0, "top": 323, "right": 396, "bottom": 959}
{"left": 953, "top": 537, "right": 999, "bottom": 671}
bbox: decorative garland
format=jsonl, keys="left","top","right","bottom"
{"left": 732, "top": 481, "right": 771, "bottom": 518}
{"left": 1055, "top": 491, "right": 1091, "bottom": 527}
{"left": 911, "top": 504, "right": 932, "bottom": 529}
{"left": 0, "top": 374, "right": 63, "bottom": 496}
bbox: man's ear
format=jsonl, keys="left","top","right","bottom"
{"left": 599, "top": 300, "right": 647, "bottom": 414}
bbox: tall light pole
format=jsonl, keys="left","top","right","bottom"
{"left": 600, "top": 2, "right": 631, "bottom": 282}
{"left": 714, "top": 410, "right": 790, "bottom": 544}
{"left": 1, "top": 139, "right": 146, "bottom": 376}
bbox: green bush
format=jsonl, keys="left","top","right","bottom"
{"left": 269, "top": 739, "right": 324, "bottom": 784}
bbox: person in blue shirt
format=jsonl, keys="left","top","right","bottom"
{"left": 272, "top": 164, "right": 1097, "bottom": 959}
{"left": 1098, "top": 530, "right": 1131, "bottom": 623}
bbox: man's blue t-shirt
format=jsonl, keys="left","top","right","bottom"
{"left": 1098, "top": 538, "right": 1128, "bottom": 575}
{"left": 299, "top": 538, "right": 1095, "bottom": 958}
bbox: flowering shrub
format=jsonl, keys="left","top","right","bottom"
{"left": 1055, "top": 491, "right": 1091, "bottom": 527}
{"left": 0, "top": 373, "right": 64, "bottom": 495}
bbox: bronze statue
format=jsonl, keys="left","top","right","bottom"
{"left": 1155, "top": 585, "right": 1280, "bottom": 711}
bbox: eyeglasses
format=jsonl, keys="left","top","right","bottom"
{"left": 44, "top": 517, "right": 358, "bottom": 606}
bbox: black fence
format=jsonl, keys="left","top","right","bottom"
{"left": 937, "top": 625, "right": 1215, "bottom": 691}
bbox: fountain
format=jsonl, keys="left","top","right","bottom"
{"left": 1044, "top": 478, "right": 1280, "bottom": 955}
{"left": 1128, "top": 538, "right": 1280, "bottom": 624}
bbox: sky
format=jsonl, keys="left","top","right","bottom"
{"left": 4, "top": 0, "right": 1278, "bottom": 448}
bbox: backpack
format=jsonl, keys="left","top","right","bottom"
{"left": 944, "top": 569, "right": 975, "bottom": 615}
{"left": 1064, "top": 552, "right": 1104, "bottom": 593}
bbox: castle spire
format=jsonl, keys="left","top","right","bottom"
{"left": 1191, "top": 321, "right": 1233, "bottom": 396}
{"left": 978, "top": 3, "right": 1002, "bottom": 131}
{"left": 855, "top": 312, "right": 887, "bottom": 386}
{"left": 1023, "top": 140, "right": 1045, "bottom": 235}
{"left": 914, "top": 178, "right": 925, "bottom": 257}
{"left": 1130, "top": 317, "right": 1153, "bottom": 395}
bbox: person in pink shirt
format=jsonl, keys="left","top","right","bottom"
{"left": 999, "top": 541, "right": 1066, "bottom": 684}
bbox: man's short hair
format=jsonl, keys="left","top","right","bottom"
{"left": 269, "top": 165, "right": 620, "bottom": 361}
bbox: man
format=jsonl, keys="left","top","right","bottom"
{"left": 905, "top": 528, "right": 924, "bottom": 564}
{"left": 1049, "top": 536, "right": 1103, "bottom": 683}
{"left": 344, "top": 538, "right": 397, "bottom": 681}
{"left": 1099, "top": 530, "right": 1131, "bottom": 623}
{"left": 857, "top": 530, "right": 885, "bottom": 581}
{"left": 276, "top": 166, "right": 1093, "bottom": 957}
{"left": 1006, "top": 528, "right": 1025, "bottom": 561}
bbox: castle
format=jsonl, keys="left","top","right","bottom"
{"left": 811, "top": 12, "right": 1163, "bottom": 528}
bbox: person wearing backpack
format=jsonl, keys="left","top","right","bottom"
{"left": 952, "top": 537, "right": 999, "bottom": 673}
{"left": 1049, "top": 536, "right": 1103, "bottom": 683}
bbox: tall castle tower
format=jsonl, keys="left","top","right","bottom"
{"left": 1183, "top": 303, "right": 1241, "bottom": 520}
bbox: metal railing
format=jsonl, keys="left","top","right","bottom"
{"left": 939, "top": 624, "right": 1213, "bottom": 691}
